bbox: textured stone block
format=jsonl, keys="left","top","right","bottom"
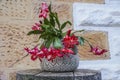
{"left": 0, "top": 70, "right": 8, "bottom": 80}
{"left": 0, "top": 71, "right": 4, "bottom": 80}
{"left": 16, "top": 69, "right": 101, "bottom": 80}
{"left": 36, "top": 72, "right": 74, "bottom": 80}
{"left": 30, "top": 0, "right": 41, "bottom": 20}
{"left": 0, "top": 68, "right": 26, "bottom": 80}
{"left": 11, "top": 56, "right": 40, "bottom": 69}
{"left": 9, "top": 71, "right": 16, "bottom": 80}
{"left": 40, "top": 0, "right": 104, "bottom": 3}
{"left": 0, "top": 0, "right": 30, "bottom": 19}
{"left": 17, "top": 69, "right": 41, "bottom": 80}
{"left": 0, "top": 68, "right": 41, "bottom": 80}
{"left": 76, "top": 31, "right": 110, "bottom": 60}
{"left": 51, "top": 3, "right": 72, "bottom": 23}
{"left": 6, "top": 68, "right": 19, "bottom": 80}
{"left": 106, "top": 0, "right": 120, "bottom": 4}
{"left": 0, "top": 21, "right": 40, "bottom": 68}
{"left": 30, "top": 1, "right": 72, "bottom": 23}
{"left": 73, "top": 3, "right": 120, "bottom": 28}
{"left": 32, "top": 0, "right": 104, "bottom": 22}
{"left": 56, "top": 0, "right": 104, "bottom": 3}
{"left": 74, "top": 69, "right": 101, "bottom": 80}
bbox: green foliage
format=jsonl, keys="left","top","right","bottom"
{"left": 78, "top": 37, "right": 85, "bottom": 45}
{"left": 53, "top": 37, "right": 62, "bottom": 48}
{"left": 61, "top": 21, "right": 72, "bottom": 30}
{"left": 45, "top": 39, "right": 53, "bottom": 48}
{"left": 72, "top": 30, "right": 84, "bottom": 34}
{"left": 27, "top": 30, "right": 41, "bottom": 35}
{"left": 27, "top": 3, "right": 72, "bottom": 49}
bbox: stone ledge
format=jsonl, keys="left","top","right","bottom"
{"left": 16, "top": 69, "right": 101, "bottom": 80}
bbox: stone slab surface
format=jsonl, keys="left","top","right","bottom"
{"left": 16, "top": 69, "right": 41, "bottom": 80}
{"left": 74, "top": 69, "right": 101, "bottom": 80}
{"left": 36, "top": 72, "right": 74, "bottom": 80}
{"left": 16, "top": 69, "right": 101, "bottom": 80}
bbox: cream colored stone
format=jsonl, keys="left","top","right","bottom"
{"left": 39, "top": 0, "right": 104, "bottom": 3}
{"left": 0, "top": 71, "right": 4, "bottom": 80}
{"left": 82, "top": 0, "right": 104, "bottom": 3}
{"left": 0, "top": 21, "right": 40, "bottom": 68}
{"left": 52, "top": 2, "right": 73, "bottom": 23}
{"left": 76, "top": 31, "right": 110, "bottom": 60}
{"left": 0, "top": 68, "right": 32, "bottom": 80}
{"left": 0, "top": 0, "right": 30, "bottom": 19}
{"left": 30, "top": 1, "right": 72, "bottom": 23}
{"left": 11, "top": 56, "right": 40, "bottom": 69}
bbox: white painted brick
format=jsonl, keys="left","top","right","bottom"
{"left": 73, "top": 3, "right": 120, "bottom": 28}
{"left": 105, "top": 0, "right": 120, "bottom": 4}
{"left": 73, "top": 3, "right": 120, "bottom": 80}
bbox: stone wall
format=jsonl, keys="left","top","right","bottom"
{"left": 0, "top": 0, "right": 108, "bottom": 80}
{"left": 73, "top": 2, "right": 120, "bottom": 80}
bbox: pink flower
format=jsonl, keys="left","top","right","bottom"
{"left": 39, "top": 11, "right": 48, "bottom": 18}
{"left": 32, "top": 23, "right": 41, "bottom": 30}
{"left": 24, "top": 47, "right": 45, "bottom": 61}
{"left": 90, "top": 46, "right": 107, "bottom": 55}
{"left": 62, "top": 30, "right": 79, "bottom": 48}
{"left": 40, "top": 47, "right": 49, "bottom": 58}
{"left": 24, "top": 46, "right": 75, "bottom": 61}
{"left": 41, "top": 2, "right": 49, "bottom": 12}
{"left": 47, "top": 48, "right": 63, "bottom": 61}
{"left": 67, "top": 30, "right": 72, "bottom": 36}
{"left": 61, "top": 48, "right": 74, "bottom": 54}
{"left": 24, "top": 47, "right": 39, "bottom": 55}
{"left": 24, "top": 47, "right": 40, "bottom": 60}
{"left": 39, "top": 2, "right": 49, "bottom": 18}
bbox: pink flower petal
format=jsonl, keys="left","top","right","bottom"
{"left": 90, "top": 46, "right": 108, "bottom": 55}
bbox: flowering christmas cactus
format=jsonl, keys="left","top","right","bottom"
{"left": 24, "top": 2, "right": 107, "bottom": 61}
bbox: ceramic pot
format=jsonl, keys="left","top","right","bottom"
{"left": 40, "top": 46, "right": 79, "bottom": 72}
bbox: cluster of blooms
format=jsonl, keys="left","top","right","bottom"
{"left": 32, "top": 3, "right": 48, "bottom": 31}
{"left": 25, "top": 30, "right": 79, "bottom": 61}
{"left": 25, "top": 2, "right": 108, "bottom": 61}
{"left": 62, "top": 30, "right": 79, "bottom": 48}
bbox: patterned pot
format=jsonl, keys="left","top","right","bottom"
{"left": 40, "top": 46, "right": 79, "bottom": 72}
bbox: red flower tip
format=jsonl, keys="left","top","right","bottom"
{"left": 39, "top": 11, "right": 48, "bottom": 18}
{"left": 67, "top": 30, "right": 72, "bottom": 36}
{"left": 24, "top": 47, "right": 46, "bottom": 61}
{"left": 24, "top": 48, "right": 29, "bottom": 52}
{"left": 62, "top": 48, "right": 74, "bottom": 54}
{"left": 41, "top": 2, "right": 49, "bottom": 12}
{"left": 39, "top": 2, "right": 49, "bottom": 19}
{"left": 90, "top": 46, "right": 108, "bottom": 55}
{"left": 31, "top": 55, "right": 38, "bottom": 61}
{"left": 32, "top": 23, "right": 41, "bottom": 30}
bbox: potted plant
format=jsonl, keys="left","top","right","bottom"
{"left": 24, "top": 2, "right": 107, "bottom": 72}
